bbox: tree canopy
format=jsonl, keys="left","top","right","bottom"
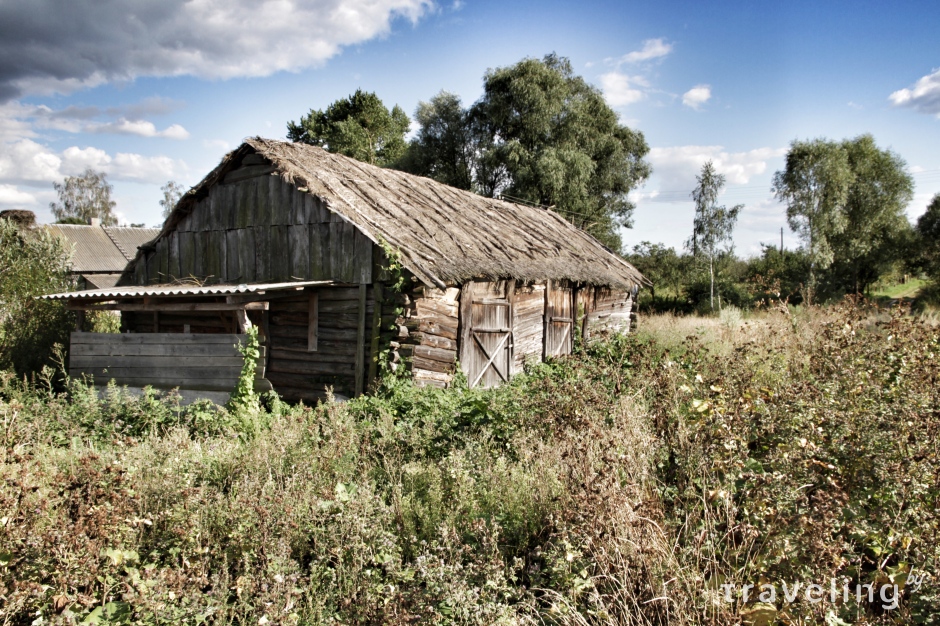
{"left": 287, "top": 89, "right": 409, "bottom": 167}
{"left": 401, "top": 54, "right": 651, "bottom": 251}
{"left": 49, "top": 168, "right": 117, "bottom": 226}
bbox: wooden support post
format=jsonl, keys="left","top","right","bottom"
{"left": 307, "top": 292, "right": 318, "bottom": 352}
{"left": 153, "top": 311, "right": 159, "bottom": 333}
{"left": 367, "top": 282, "right": 383, "bottom": 387}
{"left": 235, "top": 310, "right": 252, "bottom": 333}
{"left": 458, "top": 282, "right": 473, "bottom": 370}
{"left": 355, "top": 283, "right": 367, "bottom": 395}
{"left": 75, "top": 309, "right": 85, "bottom": 332}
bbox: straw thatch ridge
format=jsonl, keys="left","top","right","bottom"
{"left": 132, "top": 137, "right": 646, "bottom": 289}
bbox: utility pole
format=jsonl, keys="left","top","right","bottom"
{"left": 780, "top": 227, "right": 784, "bottom": 254}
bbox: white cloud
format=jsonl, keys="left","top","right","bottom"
{"left": 889, "top": 68, "right": 940, "bottom": 117}
{"left": 0, "top": 0, "right": 435, "bottom": 100}
{"left": 111, "top": 153, "right": 180, "bottom": 183}
{"left": 617, "top": 38, "right": 672, "bottom": 65}
{"left": 600, "top": 72, "right": 647, "bottom": 107}
{"left": 86, "top": 119, "right": 190, "bottom": 139}
{"left": 0, "top": 140, "right": 184, "bottom": 187}
{"left": 647, "top": 145, "right": 787, "bottom": 195}
{"left": 0, "top": 184, "right": 36, "bottom": 205}
{"left": 0, "top": 139, "right": 63, "bottom": 183}
{"left": 682, "top": 84, "right": 711, "bottom": 110}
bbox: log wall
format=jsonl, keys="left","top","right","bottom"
{"left": 390, "top": 284, "right": 459, "bottom": 389}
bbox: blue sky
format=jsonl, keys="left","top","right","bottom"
{"left": 1, "top": 0, "right": 938, "bottom": 255}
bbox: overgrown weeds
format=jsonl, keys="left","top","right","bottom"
{"left": 1, "top": 300, "right": 938, "bottom": 624}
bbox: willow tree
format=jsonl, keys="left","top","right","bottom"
{"left": 772, "top": 139, "right": 853, "bottom": 303}
{"left": 402, "top": 54, "right": 651, "bottom": 252}
{"left": 825, "top": 135, "right": 913, "bottom": 294}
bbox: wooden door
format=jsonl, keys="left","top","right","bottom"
{"left": 460, "top": 280, "right": 514, "bottom": 388}
{"left": 544, "top": 280, "right": 575, "bottom": 358}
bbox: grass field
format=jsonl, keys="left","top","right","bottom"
{"left": 2, "top": 302, "right": 938, "bottom": 624}
{"left": 872, "top": 277, "right": 926, "bottom": 300}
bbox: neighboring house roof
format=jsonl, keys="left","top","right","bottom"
{"left": 46, "top": 225, "right": 159, "bottom": 274}
{"left": 80, "top": 273, "right": 123, "bottom": 290}
{"left": 137, "top": 137, "right": 646, "bottom": 289}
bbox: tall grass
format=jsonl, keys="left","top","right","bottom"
{"left": 1, "top": 300, "right": 938, "bottom": 624}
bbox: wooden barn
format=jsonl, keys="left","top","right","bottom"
{"left": 45, "top": 138, "right": 646, "bottom": 402}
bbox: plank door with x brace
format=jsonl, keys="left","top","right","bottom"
{"left": 544, "top": 280, "right": 575, "bottom": 358}
{"left": 460, "top": 280, "right": 514, "bottom": 388}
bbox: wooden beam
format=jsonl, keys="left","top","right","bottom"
{"left": 307, "top": 292, "right": 318, "bottom": 352}
{"left": 354, "top": 283, "right": 367, "bottom": 395}
{"left": 367, "top": 282, "right": 382, "bottom": 387}
{"left": 67, "top": 301, "right": 270, "bottom": 312}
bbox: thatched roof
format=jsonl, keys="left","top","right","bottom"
{"left": 142, "top": 137, "right": 646, "bottom": 289}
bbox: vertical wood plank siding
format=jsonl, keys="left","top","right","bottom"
{"left": 136, "top": 174, "right": 372, "bottom": 286}
{"left": 265, "top": 288, "right": 374, "bottom": 401}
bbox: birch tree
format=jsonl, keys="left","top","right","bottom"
{"left": 688, "top": 161, "right": 741, "bottom": 310}
{"left": 49, "top": 168, "right": 117, "bottom": 226}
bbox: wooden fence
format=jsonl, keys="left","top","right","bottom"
{"left": 69, "top": 332, "right": 265, "bottom": 392}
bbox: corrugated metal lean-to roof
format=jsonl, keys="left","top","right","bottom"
{"left": 41, "top": 280, "right": 335, "bottom": 301}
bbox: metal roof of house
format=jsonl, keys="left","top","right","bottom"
{"left": 45, "top": 225, "right": 159, "bottom": 273}
{"left": 41, "top": 280, "right": 334, "bottom": 300}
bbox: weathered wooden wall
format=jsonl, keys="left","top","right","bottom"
{"left": 265, "top": 287, "right": 374, "bottom": 401}
{"left": 511, "top": 282, "right": 545, "bottom": 372}
{"left": 580, "top": 287, "right": 634, "bottom": 339}
{"left": 122, "top": 307, "right": 240, "bottom": 334}
{"left": 69, "top": 332, "right": 263, "bottom": 392}
{"left": 134, "top": 169, "right": 374, "bottom": 286}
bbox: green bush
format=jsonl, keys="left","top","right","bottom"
{"left": 0, "top": 219, "right": 74, "bottom": 377}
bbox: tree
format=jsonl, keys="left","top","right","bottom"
{"left": 50, "top": 168, "right": 117, "bottom": 226}
{"left": 772, "top": 139, "right": 853, "bottom": 303}
{"left": 287, "top": 89, "right": 409, "bottom": 167}
{"left": 916, "top": 193, "right": 940, "bottom": 279}
{"left": 824, "top": 135, "right": 914, "bottom": 295}
{"left": 402, "top": 54, "right": 651, "bottom": 251}
{"left": 687, "top": 161, "right": 742, "bottom": 310}
{"left": 160, "top": 180, "right": 185, "bottom": 220}
{"left": 626, "top": 241, "right": 689, "bottom": 303}
{"left": 398, "top": 91, "right": 475, "bottom": 191}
